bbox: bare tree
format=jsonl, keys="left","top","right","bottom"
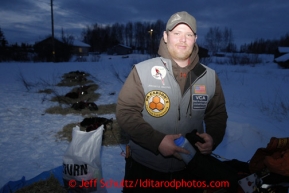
{"left": 110, "top": 22, "right": 124, "bottom": 45}
{"left": 80, "top": 20, "right": 165, "bottom": 54}
{"left": 204, "top": 27, "right": 236, "bottom": 54}
{"left": 134, "top": 22, "right": 148, "bottom": 53}
{"left": 151, "top": 20, "right": 166, "bottom": 55}
{"left": 124, "top": 22, "right": 133, "bottom": 47}
{"left": 222, "top": 27, "right": 236, "bottom": 52}
{"left": 204, "top": 27, "right": 222, "bottom": 54}
{"left": 61, "top": 28, "right": 74, "bottom": 45}
{"left": 0, "top": 27, "right": 9, "bottom": 61}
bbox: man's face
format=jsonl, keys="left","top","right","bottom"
{"left": 163, "top": 24, "right": 197, "bottom": 63}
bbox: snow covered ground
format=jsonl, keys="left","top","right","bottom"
{"left": 0, "top": 53, "right": 288, "bottom": 192}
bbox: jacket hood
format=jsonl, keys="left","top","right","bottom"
{"left": 157, "top": 37, "right": 200, "bottom": 71}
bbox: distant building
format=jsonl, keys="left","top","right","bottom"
{"left": 36, "top": 37, "right": 91, "bottom": 56}
{"left": 70, "top": 40, "right": 91, "bottom": 56}
{"left": 107, "top": 44, "right": 132, "bottom": 55}
{"left": 274, "top": 47, "right": 289, "bottom": 68}
{"left": 34, "top": 37, "right": 91, "bottom": 62}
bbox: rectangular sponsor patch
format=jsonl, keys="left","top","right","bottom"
{"left": 194, "top": 85, "right": 206, "bottom": 94}
{"left": 192, "top": 94, "right": 208, "bottom": 110}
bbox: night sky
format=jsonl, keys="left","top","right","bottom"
{"left": 1, "top": 0, "right": 289, "bottom": 47}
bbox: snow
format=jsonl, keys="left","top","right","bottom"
{"left": 0, "top": 53, "right": 289, "bottom": 192}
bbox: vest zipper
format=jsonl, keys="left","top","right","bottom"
{"left": 185, "top": 69, "right": 207, "bottom": 117}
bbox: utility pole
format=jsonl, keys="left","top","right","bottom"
{"left": 51, "top": 0, "right": 55, "bottom": 62}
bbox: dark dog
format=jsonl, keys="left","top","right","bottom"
{"left": 80, "top": 117, "right": 113, "bottom": 132}
{"left": 71, "top": 101, "right": 86, "bottom": 110}
{"left": 65, "top": 90, "right": 87, "bottom": 99}
{"left": 65, "top": 92, "right": 79, "bottom": 99}
{"left": 71, "top": 101, "right": 98, "bottom": 111}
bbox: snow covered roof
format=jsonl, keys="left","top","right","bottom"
{"left": 36, "top": 37, "right": 90, "bottom": 47}
{"left": 56, "top": 37, "right": 90, "bottom": 47}
{"left": 72, "top": 40, "right": 90, "bottom": 47}
{"left": 278, "top": 47, "right": 289, "bottom": 53}
{"left": 274, "top": 53, "right": 289, "bottom": 62}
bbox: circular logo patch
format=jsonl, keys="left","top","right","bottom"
{"left": 145, "top": 90, "right": 170, "bottom": 117}
{"left": 151, "top": 66, "right": 166, "bottom": 80}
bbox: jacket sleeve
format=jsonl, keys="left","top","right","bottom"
{"left": 116, "top": 67, "right": 166, "bottom": 154}
{"left": 204, "top": 73, "right": 228, "bottom": 150}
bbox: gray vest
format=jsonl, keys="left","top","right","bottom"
{"left": 130, "top": 57, "right": 216, "bottom": 172}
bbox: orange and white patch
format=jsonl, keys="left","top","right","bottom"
{"left": 145, "top": 90, "right": 170, "bottom": 117}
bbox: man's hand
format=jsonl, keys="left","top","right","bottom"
{"left": 158, "top": 134, "right": 189, "bottom": 159}
{"left": 194, "top": 132, "right": 214, "bottom": 155}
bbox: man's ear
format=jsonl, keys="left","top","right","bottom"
{"left": 163, "top": 31, "right": 168, "bottom": 43}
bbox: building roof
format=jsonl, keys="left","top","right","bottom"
{"left": 72, "top": 40, "right": 90, "bottom": 47}
{"left": 36, "top": 37, "right": 90, "bottom": 47}
{"left": 278, "top": 47, "right": 289, "bottom": 53}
